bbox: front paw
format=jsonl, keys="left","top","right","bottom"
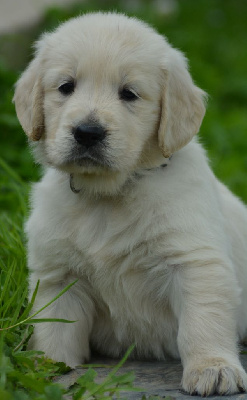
{"left": 182, "top": 358, "right": 247, "bottom": 396}
{"left": 28, "top": 330, "right": 90, "bottom": 368}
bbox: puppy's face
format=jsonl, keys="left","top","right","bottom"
{"left": 39, "top": 19, "right": 163, "bottom": 175}
{"left": 14, "top": 13, "right": 206, "bottom": 194}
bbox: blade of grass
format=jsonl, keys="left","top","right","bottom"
{"left": 0, "top": 279, "right": 78, "bottom": 331}
{"left": 18, "top": 279, "right": 40, "bottom": 321}
{"left": 107, "top": 344, "right": 135, "bottom": 378}
{"left": 26, "top": 318, "right": 76, "bottom": 324}
{"left": 9, "top": 285, "right": 28, "bottom": 326}
{"left": 82, "top": 344, "right": 136, "bottom": 400}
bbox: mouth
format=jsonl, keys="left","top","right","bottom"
{"left": 64, "top": 146, "right": 114, "bottom": 171}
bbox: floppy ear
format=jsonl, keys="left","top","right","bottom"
{"left": 158, "top": 48, "right": 207, "bottom": 157}
{"left": 13, "top": 57, "right": 44, "bottom": 141}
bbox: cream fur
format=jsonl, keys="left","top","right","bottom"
{"left": 14, "top": 12, "right": 247, "bottom": 396}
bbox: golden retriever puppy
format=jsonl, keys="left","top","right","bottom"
{"left": 14, "top": 12, "right": 247, "bottom": 396}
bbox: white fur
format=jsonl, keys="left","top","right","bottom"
{"left": 14, "top": 12, "right": 247, "bottom": 396}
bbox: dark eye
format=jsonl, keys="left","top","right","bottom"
{"left": 119, "top": 88, "right": 138, "bottom": 101}
{"left": 58, "top": 81, "right": 75, "bottom": 95}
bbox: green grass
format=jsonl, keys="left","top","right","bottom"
{"left": 0, "top": 0, "right": 247, "bottom": 398}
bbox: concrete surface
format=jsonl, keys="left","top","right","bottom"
{"left": 56, "top": 348, "right": 247, "bottom": 399}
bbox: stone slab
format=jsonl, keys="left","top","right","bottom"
{"left": 56, "top": 348, "right": 247, "bottom": 399}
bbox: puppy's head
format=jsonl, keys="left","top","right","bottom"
{"left": 14, "top": 12, "right": 206, "bottom": 195}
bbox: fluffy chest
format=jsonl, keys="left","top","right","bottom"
{"left": 66, "top": 196, "right": 174, "bottom": 318}
{"left": 69, "top": 202, "right": 179, "bottom": 359}
{"left": 31, "top": 171, "right": 177, "bottom": 319}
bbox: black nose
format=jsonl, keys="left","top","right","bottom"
{"left": 72, "top": 124, "right": 106, "bottom": 148}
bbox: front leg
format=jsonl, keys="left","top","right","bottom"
{"left": 28, "top": 272, "right": 95, "bottom": 367}
{"left": 170, "top": 259, "right": 247, "bottom": 396}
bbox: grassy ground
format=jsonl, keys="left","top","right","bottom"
{"left": 0, "top": 0, "right": 247, "bottom": 398}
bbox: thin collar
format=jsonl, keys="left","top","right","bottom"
{"left": 134, "top": 155, "right": 172, "bottom": 177}
{"left": 69, "top": 156, "right": 172, "bottom": 194}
